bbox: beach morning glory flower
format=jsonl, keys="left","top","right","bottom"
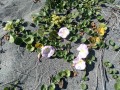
{"left": 72, "top": 56, "right": 86, "bottom": 70}
{"left": 41, "top": 46, "right": 55, "bottom": 58}
{"left": 77, "top": 44, "right": 89, "bottom": 58}
{"left": 58, "top": 27, "right": 70, "bottom": 38}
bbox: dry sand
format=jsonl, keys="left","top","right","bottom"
{"left": 0, "top": 0, "right": 120, "bottom": 90}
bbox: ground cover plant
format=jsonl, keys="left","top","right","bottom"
{"left": 1, "top": 0, "right": 120, "bottom": 90}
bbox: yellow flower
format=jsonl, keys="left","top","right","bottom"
{"left": 51, "top": 14, "right": 65, "bottom": 25}
{"left": 89, "top": 37, "right": 101, "bottom": 46}
{"left": 97, "top": 27, "right": 105, "bottom": 36}
{"left": 35, "top": 42, "right": 43, "bottom": 48}
{"left": 95, "top": 37, "right": 101, "bottom": 44}
{"left": 97, "top": 23, "right": 107, "bottom": 36}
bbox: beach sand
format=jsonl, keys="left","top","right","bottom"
{"left": 0, "top": 0, "right": 120, "bottom": 90}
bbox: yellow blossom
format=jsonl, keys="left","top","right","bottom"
{"left": 97, "top": 23, "right": 107, "bottom": 36}
{"left": 35, "top": 42, "right": 43, "bottom": 48}
{"left": 89, "top": 37, "right": 101, "bottom": 46}
{"left": 51, "top": 14, "right": 65, "bottom": 25}
{"left": 97, "top": 27, "right": 105, "bottom": 36}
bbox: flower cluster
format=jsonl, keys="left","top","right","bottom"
{"left": 51, "top": 14, "right": 66, "bottom": 25}
{"left": 73, "top": 44, "right": 89, "bottom": 70}
{"left": 37, "top": 27, "right": 70, "bottom": 59}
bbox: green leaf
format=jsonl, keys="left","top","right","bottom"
{"left": 23, "top": 35, "right": 34, "bottom": 44}
{"left": 81, "top": 83, "right": 88, "bottom": 90}
{"left": 91, "top": 56, "right": 95, "bottom": 61}
{"left": 97, "top": 15, "right": 104, "bottom": 21}
{"left": 63, "top": 50, "right": 68, "bottom": 56}
{"left": 104, "top": 61, "right": 109, "bottom": 67}
{"left": 81, "top": 38, "right": 86, "bottom": 43}
{"left": 20, "top": 26, "right": 25, "bottom": 31}
{"left": 107, "top": 62, "right": 113, "bottom": 68}
{"left": 109, "top": 40, "right": 115, "bottom": 46}
{"left": 4, "top": 87, "right": 10, "bottom": 90}
{"left": 84, "top": 28, "right": 90, "bottom": 34}
{"left": 14, "top": 37, "right": 23, "bottom": 45}
{"left": 112, "top": 69, "right": 119, "bottom": 74}
{"left": 9, "top": 35, "right": 15, "bottom": 43}
{"left": 82, "top": 76, "right": 89, "bottom": 81}
{"left": 48, "top": 83, "right": 55, "bottom": 90}
{"left": 58, "top": 71, "right": 66, "bottom": 77}
{"left": 112, "top": 74, "right": 119, "bottom": 79}
{"left": 107, "top": 69, "right": 113, "bottom": 74}
{"left": 88, "top": 61, "right": 92, "bottom": 65}
{"left": 41, "top": 84, "right": 47, "bottom": 90}
{"left": 114, "top": 81, "right": 120, "bottom": 90}
{"left": 64, "top": 70, "right": 71, "bottom": 77}
{"left": 52, "top": 75, "right": 60, "bottom": 83}
{"left": 26, "top": 44, "right": 35, "bottom": 51}
{"left": 56, "top": 50, "right": 64, "bottom": 58}
{"left": 3, "top": 21, "right": 14, "bottom": 31}
{"left": 113, "top": 45, "right": 120, "bottom": 51}
{"left": 70, "top": 36, "right": 78, "bottom": 42}
{"left": 67, "top": 54, "right": 74, "bottom": 62}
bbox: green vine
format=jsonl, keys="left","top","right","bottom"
{"left": 1, "top": 0, "right": 120, "bottom": 90}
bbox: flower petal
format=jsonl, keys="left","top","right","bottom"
{"left": 75, "top": 60, "right": 86, "bottom": 70}
{"left": 58, "top": 27, "right": 70, "bottom": 38}
{"left": 41, "top": 46, "right": 55, "bottom": 58}
{"left": 77, "top": 44, "right": 89, "bottom": 58}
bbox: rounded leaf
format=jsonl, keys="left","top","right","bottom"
{"left": 4, "top": 87, "right": 10, "bottom": 90}
{"left": 109, "top": 40, "right": 115, "bottom": 46}
{"left": 52, "top": 75, "right": 60, "bottom": 83}
{"left": 26, "top": 44, "right": 35, "bottom": 51}
{"left": 41, "top": 84, "right": 47, "bottom": 90}
{"left": 9, "top": 35, "right": 15, "bottom": 43}
{"left": 48, "top": 83, "right": 55, "bottom": 90}
{"left": 64, "top": 70, "right": 71, "bottom": 77}
{"left": 14, "top": 37, "right": 23, "bottom": 45}
{"left": 23, "top": 35, "right": 34, "bottom": 44}
{"left": 115, "top": 81, "right": 120, "bottom": 90}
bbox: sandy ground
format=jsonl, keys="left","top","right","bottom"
{"left": 0, "top": 0, "right": 120, "bottom": 90}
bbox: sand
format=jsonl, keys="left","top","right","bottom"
{"left": 0, "top": 0, "right": 120, "bottom": 90}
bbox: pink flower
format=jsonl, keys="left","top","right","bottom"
{"left": 58, "top": 27, "right": 70, "bottom": 38}
{"left": 77, "top": 44, "right": 89, "bottom": 58}
{"left": 73, "top": 56, "right": 86, "bottom": 70}
{"left": 41, "top": 46, "right": 55, "bottom": 58}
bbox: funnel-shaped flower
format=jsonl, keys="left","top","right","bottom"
{"left": 73, "top": 56, "right": 86, "bottom": 70}
{"left": 58, "top": 27, "right": 70, "bottom": 38}
{"left": 77, "top": 44, "right": 89, "bottom": 58}
{"left": 41, "top": 46, "right": 55, "bottom": 58}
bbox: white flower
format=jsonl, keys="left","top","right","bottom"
{"left": 77, "top": 44, "right": 89, "bottom": 58}
{"left": 58, "top": 27, "right": 70, "bottom": 38}
{"left": 41, "top": 46, "right": 55, "bottom": 58}
{"left": 73, "top": 56, "right": 86, "bottom": 70}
